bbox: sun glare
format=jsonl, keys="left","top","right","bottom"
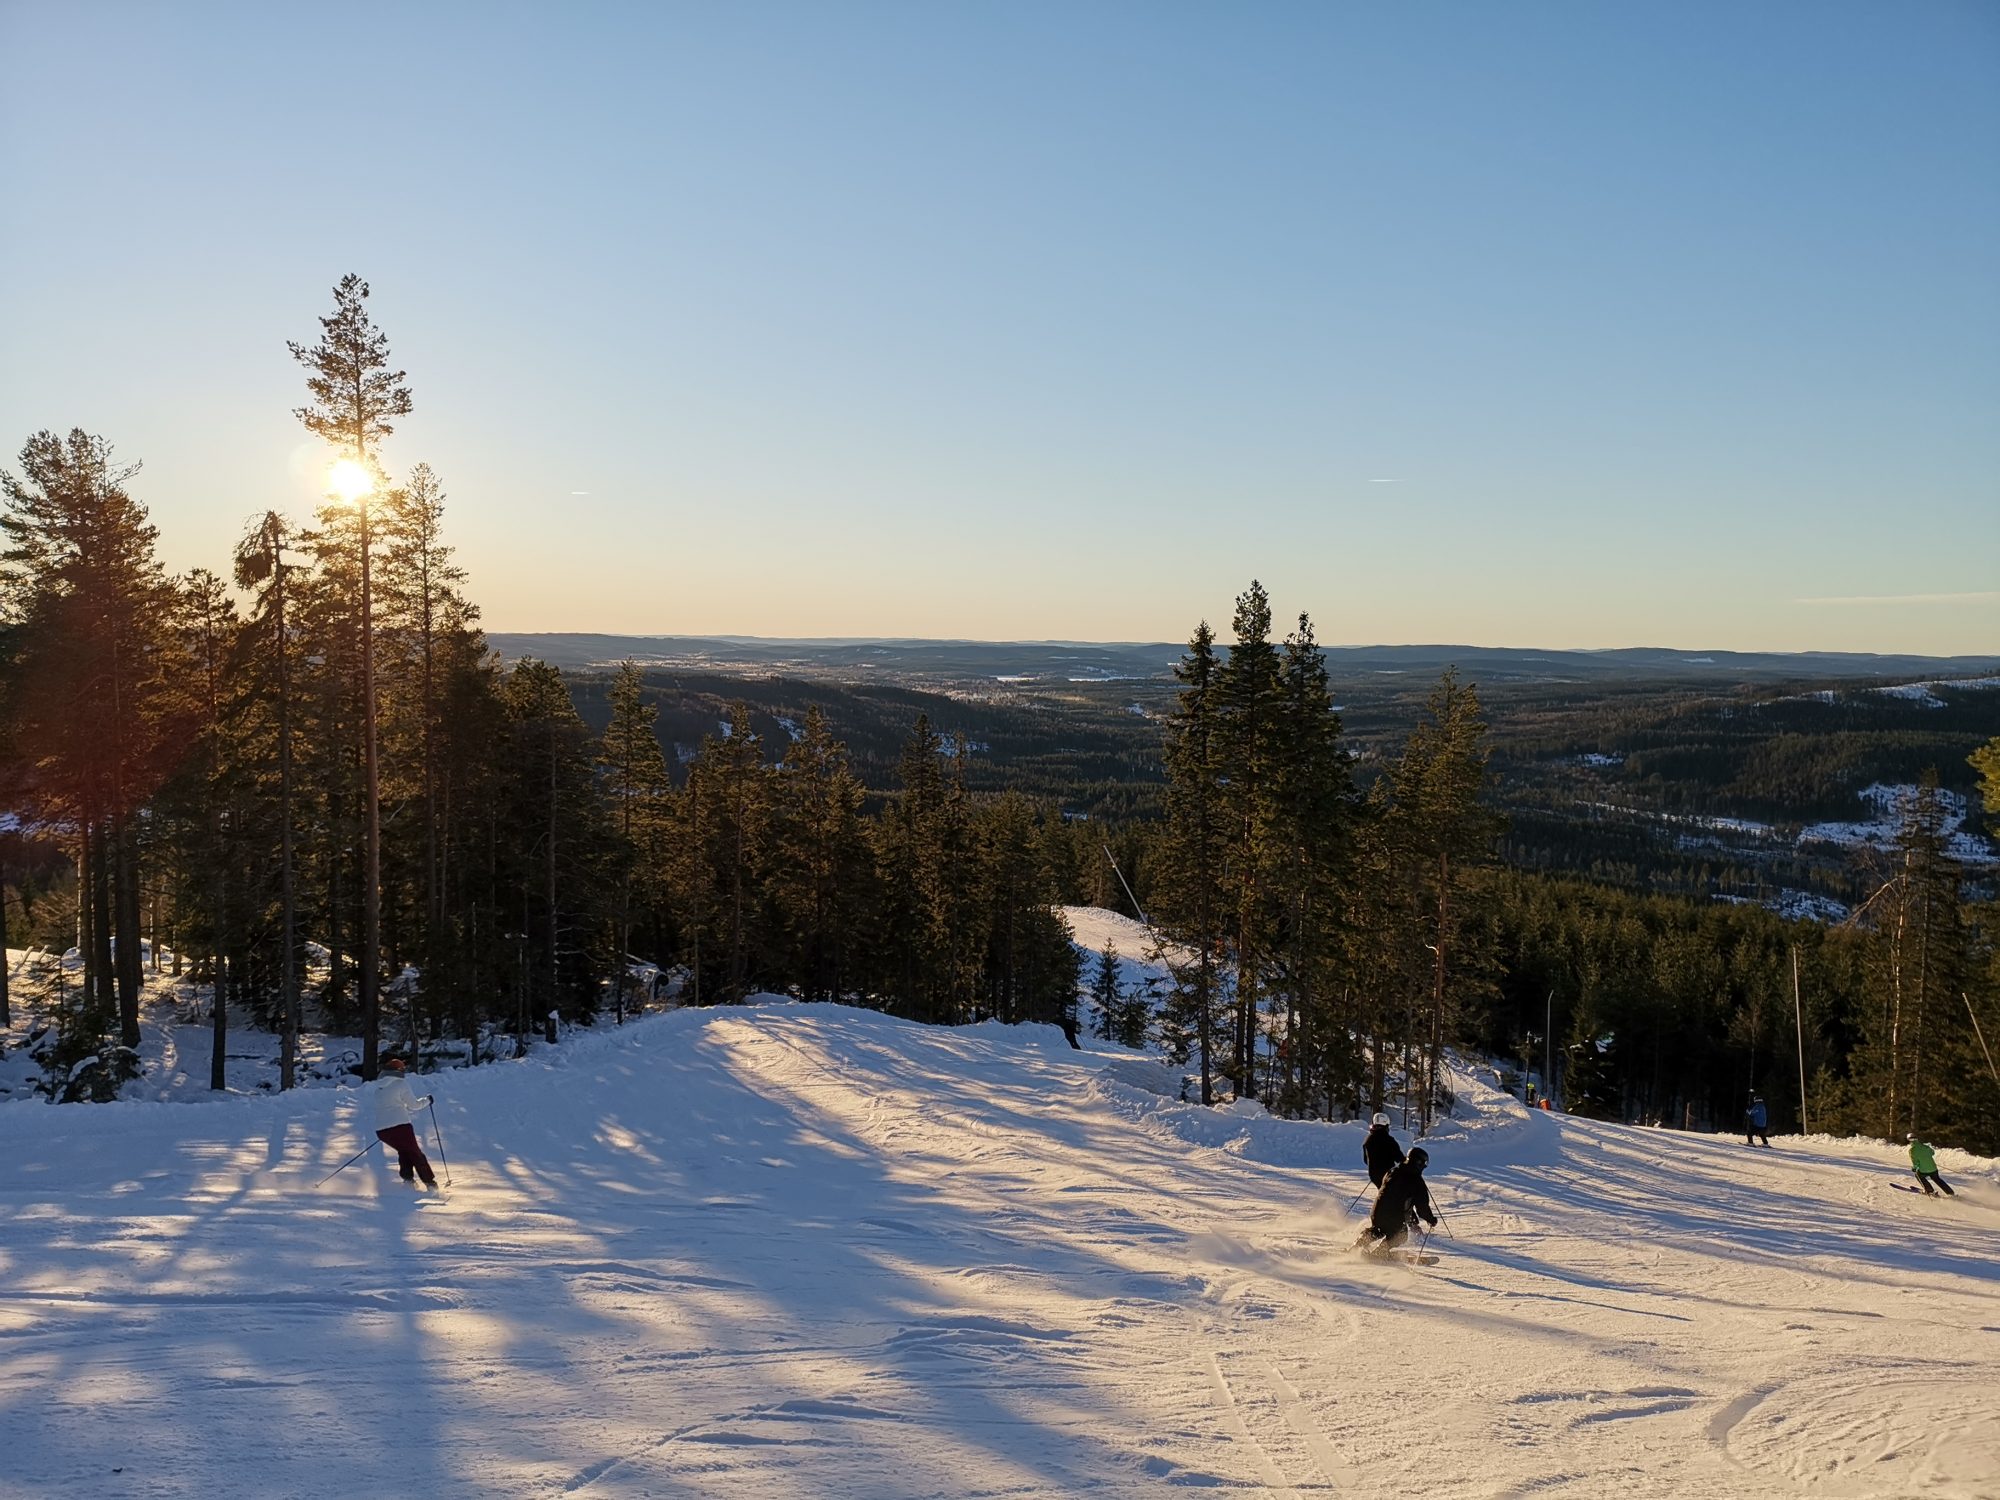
{"left": 327, "top": 458, "right": 373, "bottom": 504}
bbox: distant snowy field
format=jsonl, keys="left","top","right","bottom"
{"left": 3, "top": 1003, "right": 1996, "bottom": 1497}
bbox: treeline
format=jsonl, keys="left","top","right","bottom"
{"left": 1482, "top": 819, "right": 1999, "bottom": 1153}
{"left": 0, "top": 278, "right": 1093, "bottom": 1095}
{"left": 1140, "top": 585, "right": 1503, "bottom": 1135}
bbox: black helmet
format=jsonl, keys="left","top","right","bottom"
{"left": 1408, "top": 1147, "right": 1429, "bottom": 1168}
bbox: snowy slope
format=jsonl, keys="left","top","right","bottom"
{"left": 1062, "top": 903, "right": 1180, "bottom": 1007}
{"left": 2, "top": 1005, "right": 1996, "bottom": 1498}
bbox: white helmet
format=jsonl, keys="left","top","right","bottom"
{"left": 1371, "top": 1112, "right": 1389, "bottom": 1127}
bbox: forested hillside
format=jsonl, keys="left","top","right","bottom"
{"left": 4, "top": 277, "right": 1998, "bottom": 1155}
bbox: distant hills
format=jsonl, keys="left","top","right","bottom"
{"left": 486, "top": 632, "right": 2000, "bottom": 688}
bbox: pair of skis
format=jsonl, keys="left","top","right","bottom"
{"left": 315, "top": 1095, "right": 454, "bottom": 1192}
{"left": 1890, "top": 1180, "right": 1958, "bottom": 1200}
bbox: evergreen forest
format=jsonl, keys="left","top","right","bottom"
{"left": 4, "top": 277, "right": 1999, "bottom": 1156}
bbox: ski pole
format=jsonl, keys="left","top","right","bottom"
{"left": 1433, "top": 1202, "right": 1456, "bottom": 1239}
{"left": 1346, "top": 1182, "right": 1372, "bottom": 1213}
{"left": 316, "top": 1139, "right": 379, "bottom": 1188}
{"left": 426, "top": 1096, "right": 452, "bottom": 1187}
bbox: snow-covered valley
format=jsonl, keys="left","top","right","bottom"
{"left": 3, "top": 1004, "right": 1996, "bottom": 1498}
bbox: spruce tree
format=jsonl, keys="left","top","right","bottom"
{"left": 378, "top": 461, "right": 465, "bottom": 1001}
{"left": 770, "top": 705, "right": 871, "bottom": 1002}
{"left": 174, "top": 569, "right": 240, "bottom": 1088}
{"left": 877, "top": 714, "right": 951, "bottom": 1021}
{"left": 1155, "top": 623, "right": 1227, "bottom": 1103}
{"left": 500, "top": 660, "right": 613, "bottom": 1039}
{"left": 1267, "top": 613, "right": 1358, "bottom": 1117}
{"left": 1214, "top": 581, "right": 1284, "bottom": 1096}
{"left": 1090, "top": 943, "right": 1124, "bottom": 1040}
{"left": 684, "top": 704, "right": 771, "bottom": 1003}
{"left": 233, "top": 512, "right": 302, "bottom": 1086}
{"left": 599, "top": 661, "right": 672, "bottom": 1021}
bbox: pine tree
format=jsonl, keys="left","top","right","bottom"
{"left": 291, "top": 503, "right": 366, "bottom": 1028}
{"left": 1868, "top": 778, "right": 1971, "bottom": 1140}
{"left": 290, "top": 274, "right": 413, "bottom": 1079}
{"left": 1373, "top": 668, "right": 1503, "bottom": 1129}
{"left": 1971, "top": 738, "right": 2000, "bottom": 827}
{"left": 0, "top": 431, "right": 174, "bottom": 1054}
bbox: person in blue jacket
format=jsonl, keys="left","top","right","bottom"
{"left": 1744, "top": 1094, "right": 1770, "bottom": 1148}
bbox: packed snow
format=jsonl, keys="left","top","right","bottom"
{"left": 3, "top": 1002, "right": 1997, "bottom": 1497}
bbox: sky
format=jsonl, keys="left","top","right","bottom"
{"left": 1, "top": 1, "right": 1996, "bottom": 653}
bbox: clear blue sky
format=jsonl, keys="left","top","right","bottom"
{"left": 2, "top": 1, "right": 1995, "bottom": 651}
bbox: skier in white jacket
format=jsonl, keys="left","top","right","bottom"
{"left": 372, "top": 1058, "right": 438, "bottom": 1188}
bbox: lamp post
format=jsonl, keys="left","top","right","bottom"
{"left": 329, "top": 458, "right": 383, "bottom": 1080}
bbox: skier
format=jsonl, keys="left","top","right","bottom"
{"left": 1907, "top": 1134, "right": 1955, "bottom": 1197}
{"left": 373, "top": 1057, "right": 438, "bottom": 1189}
{"left": 1744, "top": 1094, "right": 1770, "bottom": 1148}
{"left": 1360, "top": 1147, "right": 1437, "bottom": 1254}
{"left": 1525, "top": 1080, "right": 1537, "bottom": 1109}
{"left": 1363, "top": 1112, "right": 1405, "bottom": 1187}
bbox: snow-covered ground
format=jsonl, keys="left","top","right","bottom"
{"left": 1714, "top": 889, "right": 1854, "bottom": 924}
{"left": 1062, "top": 903, "right": 1178, "bottom": 992}
{"left": 3, "top": 1004, "right": 1995, "bottom": 1498}
{"left": 1799, "top": 782, "right": 1996, "bottom": 867}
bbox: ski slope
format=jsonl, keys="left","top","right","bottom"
{"left": 2, "top": 1005, "right": 1996, "bottom": 1498}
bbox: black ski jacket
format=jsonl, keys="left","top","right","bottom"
{"left": 1370, "top": 1159, "right": 1436, "bottom": 1236}
{"left": 1362, "top": 1125, "right": 1405, "bottom": 1186}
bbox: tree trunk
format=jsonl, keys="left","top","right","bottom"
{"left": 278, "top": 563, "right": 299, "bottom": 1090}
{"left": 328, "top": 788, "right": 346, "bottom": 1011}
{"left": 360, "top": 500, "right": 381, "bottom": 1081}
{"left": 211, "top": 808, "right": 228, "bottom": 1091}
{"left": 547, "top": 733, "right": 559, "bottom": 1021}
{"left": 0, "top": 851, "right": 11, "bottom": 1028}
{"left": 89, "top": 819, "right": 116, "bottom": 1026}
{"left": 115, "top": 815, "right": 143, "bottom": 1047}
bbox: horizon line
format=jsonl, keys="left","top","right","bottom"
{"left": 481, "top": 630, "right": 2000, "bottom": 663}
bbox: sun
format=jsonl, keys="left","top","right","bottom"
{"left": 328, "top": 458, "right": 374, "bottom": 504}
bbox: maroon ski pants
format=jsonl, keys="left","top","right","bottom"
{"left": 376, "top": 1123, "right": 436, "bottom": 1185}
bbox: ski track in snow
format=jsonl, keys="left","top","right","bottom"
{"left": 2, "top": 1006, "right": 1997, "bottom": 1498}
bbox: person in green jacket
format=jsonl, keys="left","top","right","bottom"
{"left": 1907, "top": 1134, "right": 1955, "bottom": 1197}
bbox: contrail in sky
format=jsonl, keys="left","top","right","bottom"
{"left": 1794, "top": 590, "right": 1997, "bottom": 606}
